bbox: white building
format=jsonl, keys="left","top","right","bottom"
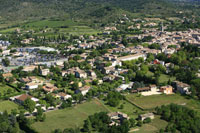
{"left": 41, "top": 69, "right": 50, "bottom": 76}
{"left": 117, "top": 53, "right": 147, "bottom": 66}
{"left": 25, "top": 82, "right": 39, "bottom": 90}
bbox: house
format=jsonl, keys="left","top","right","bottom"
{"left": 2, "top": 73, "right": 13, "bottom": 78}
{"left": 174, "top": 81, "right": 191, "bottom": 94}
{"left": 137, "top": 87, "right": 151, "bottom": 92}
{"left": 108, "top": 112, "right": 129, "bottom": 126}
{"left": 87, "top": 70, "right": 97, "bottom": 79}
{"left": 115, "top": 84, "right": 130, "bottom": 92}
{"left": 13, "top": 94, "right": 39, "bottom": 105}
{"left": 149, "top": 85, "right": 157, "bottom": 92}
{"left": 102, "top": 66, "right": 115, "bottom": 74}
{"left": 160, "top": 85, "right": 173, "bottom": 94}
{"left": 139, "top": 113, "right": 154, "bottom": 121}
{"left": 25, "top": 82, "right": 39, "bottom": 90}
{"left": 78, "top": 85, "right": 91, "bottom": 96}
{"left": 23, "top": 65, "right": 37, "bottom": 72}
{"left": 2, "top": 50, "right": 10, "bottom": 56}
{"left": 56, "top": 92, "right": 72, "bottom": 100}
{"left": 20, "top": 77, "right": 32, "bottom": 83}
{"left": 43, "top": 83, "right": 58, "bottom": 92}
{"left": 103, "top": 75, "right": 116, "bottom": 81}
{"left": 41, "top": 69, "right": 50, "bottom": 76}
{"left": 75, "top": 69, "right": 87, "bottom": 78}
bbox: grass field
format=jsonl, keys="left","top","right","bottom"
{"left": 59, "top": 26, "right": 100, "bottom": 35}
{"left": 126, "top": 94, "right": 196, "bottom": 110}
{"left": 98, "top": 99, "right": 143, "bottom": 119}
{"left": 0, "top": 19, "right": 100, "bottom": 36}
{"left": 0, "top": 83, "right": 17, "bottom": 96}
{"left": 134, "top": 115, "right": 168, "bottom": 133}
{"left": 0, "top": 100, "right": 19, "bottom": 113}
{"left": 0, "top": 27, "right": 18, "bottom": 33}
{"left": 23, "top": 20, "right": 82, "bottom": 28}
{"left": 32, "top": 99, "right": 109, "bottom": 133}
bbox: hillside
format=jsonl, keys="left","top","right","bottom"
{"left": 0, "top": 0, "right": 199, "bottom": 25}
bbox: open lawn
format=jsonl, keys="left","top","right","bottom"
{"left": 0, "top": 100, "right": 19, "bottom": 113}
{"left": 32, "top": 99, "right": 109, "bottom": 133}
{"left": 126, "top": 94, "right": 196, "bottom": 110}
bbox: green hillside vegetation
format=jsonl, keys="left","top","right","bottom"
{"left": 0, "top": 0, "right": 199, "bottom": 25}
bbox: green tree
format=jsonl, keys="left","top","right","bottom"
{"left": 83, "top": 119, "right": 92, "bottom": 132}
{"left": 24, "top": 98, "right": 36, "bottom": 113}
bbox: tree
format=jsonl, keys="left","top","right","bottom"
{"left": 83, "top": 119, "right": 92, "bottom": 132}
{"left": 137, "top": 120, "right": 143, "bottom": 127}
{"left": 24, "top": 98, "right": 36, "bottom": 113}
{"left": 2, "top": 58, "right": 10, "bottom": 67}
{"left": 17, "top": 82, "right": 25, "bottom": 89}
{"left": 107, "top": 92, "right": 123, "bottom": 107}
{"left": 143, "top": 118, "right": 151, "bottom": 123}
{"left": 36, "top": 106, "right": 45, "bottom": 122}
{"left": 129, "top": 118, "right": 136, "bottom": 127}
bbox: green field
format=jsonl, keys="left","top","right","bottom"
{"left": 0, "top": 27, "right": 18, "bottom": 33}
{"left": 0, "top": 100, "right": 19, "bottom": 113}
{"left": 134, "top": 116, "right": 168, "bottom": 133}
{"left": 32, "top": 99, "right": 109, "bottom": 133}
{"left": 98, "top": 99, "right": 143, "bottom": 119}
{"left": 0, "top": 83, "right": 17, "bottom": 97}
{"left": 126, "top": 94, "right": 198, "bottom": 110}
{"left": 0, "top": 20, "right": 100, "bottom": 35}
{"left": 59, "top": 26, "right": 100, "bottom": 35}
{"left": 23, "top": 20, "right": 82, "bottom": 28}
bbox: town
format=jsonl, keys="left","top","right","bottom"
{"left": 0, "top": 15, "right": 200, "bottom": 133}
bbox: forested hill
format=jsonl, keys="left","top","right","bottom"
{"left": 0, "top": 0, "right": 199, "bottom": 22}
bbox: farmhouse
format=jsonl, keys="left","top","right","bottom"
{"left": 174, "top": 81, "right": 191, "bottom": 94}
{"left": 137, "top": 87, "right": 151, "bottom": 92}
{"left": 108, "top": 112, "right": 129, "bottom": 126}
{"left": 139, "top": 113, "right": 154, "bottom": 121}
{"left": 160, "top": 85, "right": 173, "bottom": 94}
